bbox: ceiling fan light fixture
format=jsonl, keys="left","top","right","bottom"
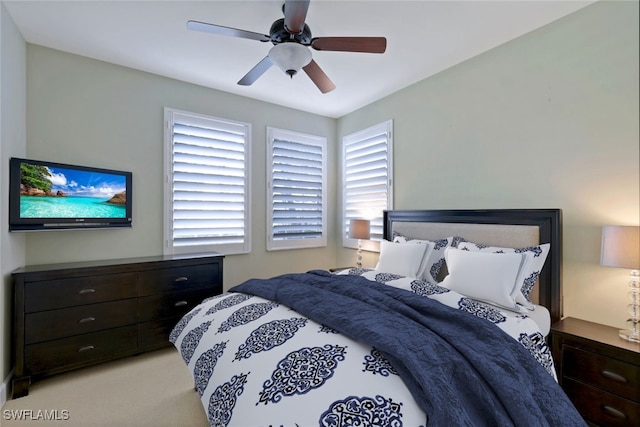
{"left": 268, "top": 43, "right": 312, "bottom": 78}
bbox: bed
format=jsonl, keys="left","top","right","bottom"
{"left": 170, "top": 209, "right": 585, "bottom": 426}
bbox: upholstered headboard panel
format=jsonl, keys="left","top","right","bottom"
{"left": 391, "top": 222, "right": 540, "bottom": 249}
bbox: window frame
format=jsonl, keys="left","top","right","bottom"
{"left": 341, "top": 120, "right": 393, "bottom": 252}
{"left": 266, "top": 127, "right": 327, "bottom": 251}
{"left": 163, "top": 107, "right": 251, "bottom": 256}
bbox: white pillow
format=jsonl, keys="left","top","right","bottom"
{"left": 386, "top": 238, "right": 435, "bottom": 280}
{"left": 457, "top": 242, "right": 550, "bottom": 309}
{"left": 440, "top": 247, "right": 526, "bottom": 312}
{"left": 393, "top": 234, "right": 464, "bottom": 283}
{"left": 375, "top": 240, "right": 429, "bottom": 278}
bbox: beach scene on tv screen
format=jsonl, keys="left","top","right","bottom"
{"left": 19, "top": 162, "right": 127, "bottom": 219}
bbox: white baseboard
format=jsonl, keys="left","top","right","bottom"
{"left": 1, "top": 370, "right": 13, "bottom": 408}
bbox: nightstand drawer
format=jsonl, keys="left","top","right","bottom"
{"left": 564, "top": 378, "right": 639, "bottom": 427}
{"left": 563, "top": 345, "right": 639, "bottom": 401}
{"left": 25, "top": 299, "right": 138, "bottom": 344}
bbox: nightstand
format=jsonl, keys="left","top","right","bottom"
{"left": 551, "top": 317, "right": 639, "bottom": 426}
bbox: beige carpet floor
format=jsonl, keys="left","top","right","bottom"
{"left": 1, "top": 347, "right": 208, "bottom": 427}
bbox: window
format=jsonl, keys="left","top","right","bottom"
{"left": 164, "top": 108, "right": 251, "bottom": 255}
{"left": 267, "top": 127, "right": 327, "bottom": 250}
{"left": 342, "top": 120, "right": 393, "bottom": 251}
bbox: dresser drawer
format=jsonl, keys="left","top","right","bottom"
{"left": 24, "top": 326, "right": 138, "bottom": 374}
{"left": 563, "top": 345, "right": 639, "bottom": 401}
{"left": 25, "top": 299, "right": 138, "bottom": 344}
{"left": 564, "top": 377, "right": 639, "bottom": 427}
{"left": 25, "top": 273, "right": 138, "bottom": 312}
{"left": 139, "top": 317, "right": 183, "bottom": 349}
{"left": 138, "top": 288, "right": 214, "bottom": 322}
{"left": 138, "top": 263, "right": 221, "bottom": 296}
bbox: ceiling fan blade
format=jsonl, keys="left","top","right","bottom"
{"left": 238, "top": 56, "right": 274, "bottom": 86}
{"left": 187, "top": 20, "right": 270, "bottom": 42}
{"left": 283, "top": 0, "right": 310, "bottom": 34}
{"left": 303, "top": 60, "right": 336, "bottom": 94}
{"left": 311, "top": 37, "right": 387, "bottom": 54}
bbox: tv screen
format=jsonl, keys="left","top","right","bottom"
{"left": 9, "top": 157, "right": 132, "bottom": 231}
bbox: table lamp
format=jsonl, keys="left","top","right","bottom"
{"left": 601, "top": 225, "right": 640, "bottom": 342}
{"left": 349, "top": 219, "right": 370, "bottom": 268}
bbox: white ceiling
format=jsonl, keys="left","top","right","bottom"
{"left": 4, "top": 0, "right": 594, "bottom": 118}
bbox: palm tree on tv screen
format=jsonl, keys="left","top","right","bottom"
{"left": 20, "top": 163, "right": 53, "bottom": 193}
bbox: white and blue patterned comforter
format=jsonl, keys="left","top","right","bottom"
{"left": 170, "top": 269, "right": 582, "bottom": 427}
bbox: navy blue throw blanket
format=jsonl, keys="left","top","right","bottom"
{"left": 230, "top": 270, "right": 585, "bottom": 427}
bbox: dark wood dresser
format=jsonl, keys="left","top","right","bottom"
{"left": 551, "top": 317, "right": 639, "bottom": 426}
{"left": 12, "top": 253, "right": 223, "bottom": 398}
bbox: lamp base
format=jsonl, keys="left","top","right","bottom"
{"left": 619, "top": 329, "right": 640, "bottom": 343}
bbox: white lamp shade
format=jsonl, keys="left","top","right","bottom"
{"left": 601, "top": 225, "right": 640, "bottom": 269}
{"left": 349, "top": 219, "right": 370, "bottom": 240}
{"left": 268, "top": 43, "right": 312, "bottom": 76}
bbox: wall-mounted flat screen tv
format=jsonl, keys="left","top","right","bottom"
{"left": 9, "top": 157, "right": 132, "bottom": 231}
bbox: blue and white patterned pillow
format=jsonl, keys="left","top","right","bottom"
{"left": 393, "top": 233, "right": 466, "bottom": 283}
{"left": 458, "top": 242, "right": 550, "bottom": 309}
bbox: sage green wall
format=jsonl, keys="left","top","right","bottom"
{"left": 25, "top": 45, "right": 337, "bottom": 289}
{"left": 0, "top": 1, "right": 26, "bottom": 400}
{"left": 337, "top": 0, "right": 639, "bottom": 329}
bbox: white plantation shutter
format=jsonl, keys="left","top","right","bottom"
{"left": 267, "top": 127, "right": 326, "bottom": 250}
{"left": 342, "top": 120, "right": 393, "bottom": 251}
{"left": 164, "top": 109, "right": 251, "bottom": 255}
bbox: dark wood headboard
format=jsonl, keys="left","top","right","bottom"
{"left": 383, "top": 209, "right": 563, "bottom": 325}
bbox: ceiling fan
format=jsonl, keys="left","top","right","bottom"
{"left": 186, "top": 0, "right": 386, "bottom": 94}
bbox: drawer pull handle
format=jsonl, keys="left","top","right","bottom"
{"left": 601, "top": 370, "right": 627, "bottom": 383}
{"left": 78, "top": 345, "right": 95, "bottom": 353}
{"left": 175, "top": 301, "right": 188, "bottom": 307}
{"left": 174, "top": 276, "right": 189, "bottom": 282}
{"left": 79, "top": 289, "right": 96, "bottom": 295}
{"left": 601, "top": 405, "right": 626, "bottom": 420}
{"left": 78, "top": 317, "right": 96, "bottom": 324}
